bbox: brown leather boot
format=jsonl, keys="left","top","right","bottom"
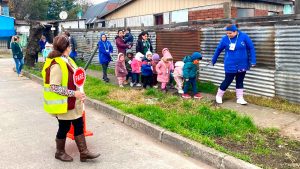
{"left": 75, "top": 134, "right": 100, "bottom": 162}
{"left": 55, "top": 138, "right": 73, "bottom": 162}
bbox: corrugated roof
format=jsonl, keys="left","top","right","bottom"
{"left": 244, "top": 0, "right": 294, "bottom": 5}
{"left": 83, "top": 0, "right": 126, "bottom": 24}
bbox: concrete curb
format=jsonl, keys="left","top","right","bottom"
{"left": 24, "top": 70, "right": 261, "bottom": 169}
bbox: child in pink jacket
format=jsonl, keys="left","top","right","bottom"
{"left": 173, "top": 61, "right": 184, "bottom": 94}
{"left": 156, "top": 48, "right": 174, "bottom": 92}
{"left": 130, "top": 52, "right": 143, "bottom": 87}
{"left": 115, "top": 53, "right": 128, "bottom": 87}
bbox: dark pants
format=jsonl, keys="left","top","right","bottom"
{"left": 35, "top": 53, "right": 39, "bottom": 63}
{"left": 56, "top": 117, "right": 84, "bottom": 139}
{"left": 152, "top": 74, "right": 158, "bottom": 86}
{"left": 101, "top": 63, "right": 109, "bottom": 80}
{"left": 220, "top": 72, "right": 246, "bottom": 91}
{"left": 126, "top": 71, "right": 132, "bottom": 81}
{"left": 168, "top": 73, "right": 174, "bottom": 87}
{"left": 183, "top": 77, "right": 197, "bottom": 95}
{"left": 143, "top": 75, "right": 153, "bottom": 88}
{"left": 132, "top": 73, "right": 140, "bottom": 84}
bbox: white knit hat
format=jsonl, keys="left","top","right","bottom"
{"left": 175, "top": 61, "right": 184, "bottom": 67}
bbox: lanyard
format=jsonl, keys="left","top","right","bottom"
{"left": 228, "top": 33, "right": 239, "bottom": 45}
{"left": 102, "top": 41, "right": 109, "bottom": 51}
{"left": 144, "top": 40, "right": 150, "bottom": 50}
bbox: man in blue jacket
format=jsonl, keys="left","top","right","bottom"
{"left": 98, "top": 33, "right": 113, "bottom": 82}
{"left": 212, "top": 24, "right": 256, "bottom": 105}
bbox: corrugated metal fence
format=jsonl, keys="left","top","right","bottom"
{"left": 200, "top": 26, "right": 276, "bottom": 97}
{"left": 156, "top": 30, "right": 201, "bottom": 61}
{"left": 0, "top": 40, "right": 8, "bottom": 49}
{"left": 69, "top": 24, "right": 300, "bottom": 103}
{"left": 71, "top": 30, "right": 156, "bottom": 69}
{"left": 200, "top": 24, "right": 300, "bottom": 102}
{"left": 275, "top": 25, "right": 300, "bottom": 103}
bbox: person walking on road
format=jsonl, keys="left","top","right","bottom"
{"left": 212, "top": 24, "right": 256, "bottom": 105}
{"left": 42, "top": 35, "right": 100, "bottom": 162}
{"left": 11, "top": 36, "right": 24, "bottom": 77}
{"left": 98, "top": 33, "right": 113, "bottom": 82}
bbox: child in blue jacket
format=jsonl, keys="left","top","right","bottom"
{"left": 141, "top": 51, "right": 153, "bottom": 89}
{"left": 182, "top": 52, "right": 203, "bottom": 99}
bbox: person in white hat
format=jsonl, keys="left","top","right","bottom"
{"left": 42, "top": 42, "right": 53, "bottom": 62}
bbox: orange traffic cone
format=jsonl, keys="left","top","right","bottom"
{"left": 67, "top": 110, "right": 93, "bottom": 140}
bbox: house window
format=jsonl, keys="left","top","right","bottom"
{"left": 155, "top": 14, "right": 163, "bottom": 25}
{"left": 237, "top": 8, "right": 254, "bottom": 18}
{"left": 268, "top": 11, "right": 279, "bottom": 16}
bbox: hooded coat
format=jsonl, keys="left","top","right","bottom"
{"left": 131, "top": 52, "right": 143, "bottom": 73}
{"left": 173, "top": 61, "right": 184, "bottom": 77}
{"left": 183, "top": 52, "right": 202, "bottom": 79}
{"left": 115, "top": 53, "right": 128, "bottom": 77}
{"left": 212, "top": 30, "right": 256, "bottom": 73}
{"left": 156, "top": 52, "right": 174, "bottom": 83}
{"left": 125, "top": 49, "right": 134, "bottom": 71}
{"left": 141, "top": 58, "right": 153, "bottom": 76}
{"left": 98, "top": 33, "right": 113, "bottom": 64}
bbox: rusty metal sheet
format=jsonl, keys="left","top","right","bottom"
{"left": 156, "top": 30, "right": 201, "bottom": 61}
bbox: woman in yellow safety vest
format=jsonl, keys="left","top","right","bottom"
{"left": 42, "top": 35, "right": 100, "bottom": 162}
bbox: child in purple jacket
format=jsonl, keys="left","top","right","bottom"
{"left": 115, "top": 53, "right": 128, "bottom": 87}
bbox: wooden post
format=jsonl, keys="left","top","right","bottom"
{"left": 295, "top": 0, "right": 300, "bottom": 14}
{"left": 223, "top": 2, "right": 231, "bottom": 19}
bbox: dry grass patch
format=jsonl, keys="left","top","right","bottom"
{"left": 108, "top": 88, "right": 145, "bottom": 105}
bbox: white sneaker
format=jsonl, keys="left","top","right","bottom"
{"left": 153, "top": 85, "right": 158, "bottom": 89}
{"left": 237, "top": 98, "right": 247, "bottom": 105}
{"left": 119, "top": 84, "right": 124, "bottom": 88}
{"left": 216, "top": 96, "right": 223, "bottom": 104}
{"left": 178, "top": 89, "right": 184, "bottom": 94}
{"left": 136, "top": 83, "right": 142, "bottom": 87}
{"left": 130, "top": 82, "right": 134, "bottom": 87}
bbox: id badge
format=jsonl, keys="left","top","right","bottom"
{"left": 229, "top": 43, "right": 236, "bottom": 51}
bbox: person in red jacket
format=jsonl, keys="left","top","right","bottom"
{"left": 115, "top": 30, "right": 131, "bottom": 54}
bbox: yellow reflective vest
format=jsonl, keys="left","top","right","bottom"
{"left": 42, "top": 57, "right": 78, "bottom": 114}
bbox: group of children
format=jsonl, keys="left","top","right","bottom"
{"left": 114, "top": 48, "right": 203, "bottom": 99}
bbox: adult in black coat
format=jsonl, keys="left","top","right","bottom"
{"left": 136, "top": 31, "right": 153, "bottom": 55}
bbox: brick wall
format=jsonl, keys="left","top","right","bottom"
{"left": 188, "top": 8, "right": 224, "bottom": 21}
{"left": 255, "top": 9, "right": 268, "bottom": 17}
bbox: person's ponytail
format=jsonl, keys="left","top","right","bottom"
{"left": 47, "top": 35, "right": 70, "bottom": 59}
{"left": 47, "top": 50, "right": 62, "bottom": 59}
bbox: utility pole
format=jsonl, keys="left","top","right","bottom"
{"left": 295, "top": 0, "right": 300, "bottom": 14}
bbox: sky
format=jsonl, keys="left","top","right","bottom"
{"left": 89, "top": 0, "right": 108, "bottom": 4}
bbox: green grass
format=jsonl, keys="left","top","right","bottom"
{"left": 197, "top": 81, "right": 218, "bottom": 94}
{"left": 24, "top": 63, "right": 300, "bottom": 168}
{"left": 83, "top": 76, "right": 257, "bottom": 161}
{"left": 76, "top": 60, "right": 115, "bottom": 75}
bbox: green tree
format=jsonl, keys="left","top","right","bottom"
{"left": 47, "top": 0, "right": 64, "bottom": 20}
{"left": 9, "top": 0, "right": 49, "bottom": 20}
{"left": 26, "top": 0, "right": 50, "bottom": 20}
